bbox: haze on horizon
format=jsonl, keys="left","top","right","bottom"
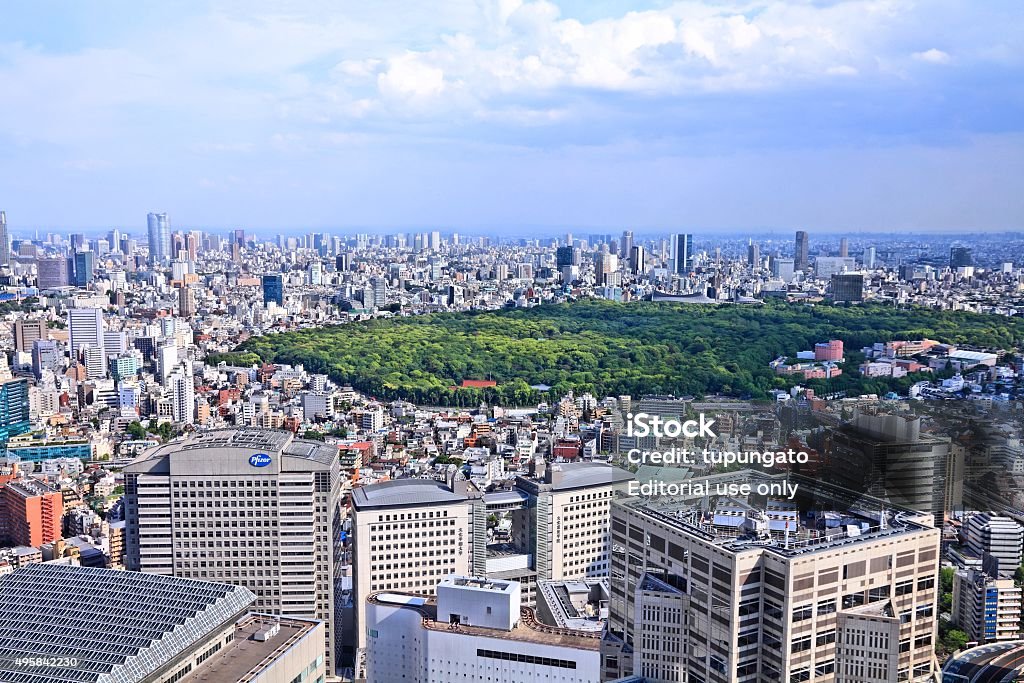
{"left": 1, "top": 0, "right": 1022, "bottom": 234}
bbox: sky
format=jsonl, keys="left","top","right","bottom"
{"left": 1, "top": 0, "right": 1022, "bottom": 235}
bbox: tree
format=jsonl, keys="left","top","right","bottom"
{"left": 303, "top": 430, "right": 326, "bottom": 441}
{"left": 126, "top": 421, "right": 147, "bottom": 440}
{"left": 943, "top": 629, "right": 968, "bottom": 652}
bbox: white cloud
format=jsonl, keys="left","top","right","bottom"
{"left": 378, "top": 52, "right": 446, "bottom": 101}
{"left": 912, "top": 48, "right": 951, "bottom": 64}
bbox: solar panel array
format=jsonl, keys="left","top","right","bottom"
{"left": 0, "top": 564, "right": 255, "bottom": 683}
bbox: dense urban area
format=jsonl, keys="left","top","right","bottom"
{"left": 1, "top": 213, "right": 1024, "bottom": 683}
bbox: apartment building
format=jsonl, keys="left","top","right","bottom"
{"left": 952, "top": 568, "right": 1022, "bottom": 644}
{"left": 607, "top": 470, "right": 941, "bottom": 683}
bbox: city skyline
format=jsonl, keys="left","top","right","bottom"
{"left": 2, "top": 1, "right": 1023, "bottom": 232}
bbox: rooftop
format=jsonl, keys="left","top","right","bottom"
{"left": 351, "top": 478, "right": 467, "bottom": 510}
{"left": 0, "top": 564, "right": 255, "bottom": 683}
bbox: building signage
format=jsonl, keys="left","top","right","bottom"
{"left": 249, "top": 453, "right": 272, "bottom": 467}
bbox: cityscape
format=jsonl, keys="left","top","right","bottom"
{"left": 2, "top": 1, "right": 1024, "bottom": 683}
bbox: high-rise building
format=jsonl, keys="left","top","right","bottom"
{"left": 671, "top": 234, "right": 694, "bottom": 275}
{"left": 13, "top": 319, "right": 45, "bottom": 353}
{"left": 262, "top": 273, "right": 284, "bottom": 307}
{"left": 839, "top": 237, "right": 849, "bottom": 257}
{"left": 864, "top": 245, "right": 877, "bottom": 269}
{"left": 68, "top": 307, "right": 104, "bottom": 355}
{"left": 31, "top": 339, "right": 59, "bottom": 379}
{"left": 556, "top": 246, "right": 578, "bottom": 269}
{"left": 170, "top": 368, "right": 195, "bottom": 425}
{"left": 950, "top": 246, "right": 973, "bottom": 269}
{"left": 608, "top": 470, "right": 941, "bottom": 683}
{"left": 770, "top": 256, "right": 796, "bottom": 283}
{"left": 0, "top": 378, "right": 31, "bottom": 445}
{"left": 36, "top": 256, "right": 68, "bottom": 289}
{"left": 963, "top": 513, "right": 1024, "bottom": 577}
{"left": 369, "top": 276, "right": 387, "bottom": 309}
{"left": 952, "top": 569, "right": 1021, "bottom": 644}
{"left": 825, "top": 411, "right": 951, "bottom": 525}
{"left": 747, "top": 240, "right": 760, "bottom": 269}
{"left": 147, "top": 212, "right": 171, "bottom": 264}
{"left": 622, "top": 231, "right": 634, "bottom": 268}
{"left": 795, "top": 230, "right": 810, "bottom": 271}
{"left": 0, "top": 210, "right": 8, "bottom": 265}
{"left": 364, "top": 575, "right": 601, "bottom": 683}
{"left": 0, "top": 477, "right": 62, "bottom": 547}
{"left": 178, "top": 284, "right": 197, "bottom": 317}
{"left": 73, "top": 250, "right": 96, "bottom": 287}
{"left": 124, "top": 429, "right": 342, "bottom": 675}
{"left": 0, "top": 564, "right": 327, "bottom": 683}
{"left": 631, "top": 245, "right": 646, "bottom": 275}
{"left": 831, "top": 273, "right": 865, "bottom": 302}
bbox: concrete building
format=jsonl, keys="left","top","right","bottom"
{"left": 365, "top": 575, "right": 602, "bottom": 683}
{"left": 124, "top": 428, "right": 342, "bottom": 675}
{"left": 0, "top": 563, "right": 326, "bottom": 683}
{"left": 952, "top": 568, "right": 1022, "bottom": 644}
{"left": 607, "top": 470, "right": 941, "bottom": 683}
{"left": 0, "top": 478, "right": 62, "bottom": 547}
{"left": 963, "top": 513, "right": 1024, "bottom": 578}
{"left": 13, "top": 319, "right": 45, "bottom": 354}
{"left": 67, "top": 307, "right": 104, "bottom": 356}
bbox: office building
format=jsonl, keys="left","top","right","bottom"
{"left": 179, "top": 284, "right": 197, "bottom": 317}
{"left": 0, "top": 378, "right": 31, "bottom": 445}
{"left": 0, "top": 563, "right": 326, "bottom": 683}
{"left": 864, "top": 246, "right": 877, "bottom": 269}
{"left": 671, "top": 234, "right": 694, "bottom": 275}
{"left": 770, "top": 256, "right": 796, "bottom": 283}
{"left": 31, "top": 339, "right": 60, "bottom": 379}
{"left": 124, "top": 428, "right": 342, "bottom": 675}
{"left": 0, "top": 477, "right": 62, "bottom": 547}
{"left": 838, "top": 237, "right": 849, "bottom": 257}
{"left": 36, "top": 256, "right": 68, "bottom": 289}
{"left": 556, "top": 246, "right": 579, "bottom": 269}
{"left": 831, "top": 273, "right": 865, "bottom": 302}
{"left": 608, "top": 470, "right": 941, "bottom": 683}
{"left": 815, "top": 256, "right": 856, "bottom": 279}
{"left": 369, "top": 276, "right": 387, "bottom": 309}
{"left": 950, "top": 247, "right": 974, "bottom": 269}
{"left": 68, "top": 307, "right": 104, "bottom": 355}
{"left": 795, "top": 230, "right": 810, "bottom": 271}
{"left": 365, "top": 575, "right": 601, "bottom": 683}
{"left": 148, "top": 212, "right": 171, "bottom": 264}
{"left": 72, "top": 250, "right": 96, "bottom": 287}
{"left": 952, "top": 568, "right": 1021, "bottom": 644}
{"left": 746, "top": 241, "right": 760, "bottom": 269}
{"left": 631, "top": 245, "right": 646, "bottom": 275}
{"left": 963, "top": 513, "right": 1024, "bottom": 578}
{"left": 0, "top": 210, "right": 7, "bottom": 265}
{"left": 262, "top": 273, "right": 284, "bottom": 306}
{"left": 825, "top": 411, "right": 950, "bottom": 525}
{"left": 83, "top": 345, "right": 106, "bottom": 379}
{"left": 13, "top": 319, "right": 45, "bottom": 353}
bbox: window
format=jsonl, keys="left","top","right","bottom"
{"left": 793, "top": 605, "right": 813, "bottom": 622}
{"left": 791, "top": 636, "right": 812, "bottom": 653}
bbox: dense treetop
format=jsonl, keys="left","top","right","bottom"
{"left": 234, "top": 300, "right": 1024, "bottom": 406}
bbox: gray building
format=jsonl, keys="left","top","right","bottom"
{"left": 147, "top": 211, "right": 171, "bottom": 264}
{"left": 963, "top": 513, "right": 1024, "bottom": 578}
{"left": 124, "top": 428, "right": 342, "bottom": 676}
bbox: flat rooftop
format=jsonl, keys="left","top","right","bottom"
{"left": 617, "top": 469, "right": 935, "bottom": 558}
{"left": 178, "top": 614, "right": 321, "bottom": 683}
{"left": 351, "top": 478, "right": 467, "bottom": 510}
{"left": 368, "top": 592, "right": 601, "bottom": 650}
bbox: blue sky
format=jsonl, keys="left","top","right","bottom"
{"left": 1, "top": 0, "right": 1022, "bottom": 234}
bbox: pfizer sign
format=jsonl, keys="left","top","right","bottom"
{"left": 249, "top": 453, "right": 272, "bottom": 468}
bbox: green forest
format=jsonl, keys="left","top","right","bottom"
{"left": 234, "top": 300, "right": 1024, "bottom": 406}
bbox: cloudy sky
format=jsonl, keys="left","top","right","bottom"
{"left": 1, "top": 0, "right": 1022, "bottom": 235}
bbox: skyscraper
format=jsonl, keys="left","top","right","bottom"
{"left": 746, "top": 240, "right": 760, "bottom": 269}
{"left": 68, "top": 308, "right": 104, "bottom": 355}
{"left": 950, "top": 246, "right": 974, "bottom": 269}
{"left": 831, "top": 273, "right": 865, "bottom": 302}
{"left": 0, "top": 210, "right": 8, "bottom": 265}
{"left": 178, "top": 285, "right": 196, "bottom": 317}
{"left": 839, "top": 237, "right": 849, "bottom": 257}
{"left": 124, "top": 428, "right": 342, "bottom": 675}
{"left": 621, "top": 231, "right": 634, "bottom": 268}
{"left": 72, "top": 250, "right": 95, "bottom": 287}
{"left": 36, "top": 256, "right": 68, "bottom": 289}
{"left": 0, "top": 378, "right": 31, "bottom": 445}
{"left": 671, "top": 233, "right": 694, "bottom": 275}
{"left": 170, "top": 368, "right": 195, "bottom": 425}
{"left": 147, "top": 212, "right": 171, "bottom": 264}
{"left": 262, "top": 273, "right": 284, "bottom": 306}
{"left": 795, "top": 230, "right": 809, "bottom": 270}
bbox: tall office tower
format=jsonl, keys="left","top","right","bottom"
{"left": 839, "top": 237, "right": 849, "bottom": 257}
{"left": 36, "top": 256, "right": 68, "bottom": 289}
{"left": 0, "top": 477, "right": 62, "bottom": 546}
{"left": 13, "top": 319, "right": 45, "bottom": 353}
{"left": 952, "top": 569, "right": 1022, "bottom": 644}
{"left": 0, "top": 210, "right": 7, "bottom": 265}
{"left": 671, "top": 234, "right": 694, "bottom": 275}
{"left": 262, "top": 273, "right": 284, "bottom": 306}
{"left": 170, "top": 367, "right": 195, "bottom": 425}
{"left": 369, "top": 276, "right": 387, "bottom": 309}
{"left": 795, "top": 230, "right": 810, "bottom": 271}
{"left": 830, "top": 273, "right": 865, "bottom": 302}
{"left": 608, "top": 471, "right": 941, "bottom": 683}
{"left": 147, "top": 212, "right": 171, "bottom": 264}
{"left": 68, "top": 308, "right": 104, "bottom": 355}
{"left": 233, "top": 228, "right": 246, "bottom": 249}
{"left": 622, "top": 231, "right": 634, "bottom": 268}
{"left": 594, "top": 252, "right": 616, "bottom": 286}
{"left": 178, "top": 284, "right": 197, "bottom": 317}
{"left": 950, "top": 246, "right": 973, "bottom": 269}
{"left": 963, "top": 513, "right": 1024, "bottom": 577}
{"left": 746, "top": 240, "right": 760, "bottom": 269}
{"left": 864, "top": 246, "right": 877, "bottom": 269}
{"left": 0, "top": 378, "right": 30, "bottom": 445}
{"left": 770, "top": 256, "right": 796, "bottom": 283}
{"left": 365, "top": 576, "right": 601, "bottom": 683}
{"left": 631, "top": 245, "right": 646, "bottom": 275}
{"left": 72, "top": 250, "right": 96, "bottom": 287}
{"left": 826, "top": 411, "right": 951, "bottom": 525}
{"left": 31, "top": 339, "right": 59, "bottom": 379}
{"left": 124, "top": 429, "right": 342, "bottom": 675}
{"left": 335, "top": 253, "right": 349, "bottom": 271}
{"left": 556, "top": 246, "right": 579, "bottom": 269}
